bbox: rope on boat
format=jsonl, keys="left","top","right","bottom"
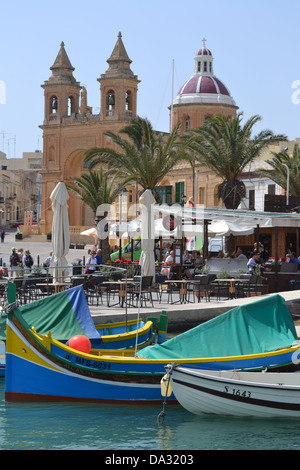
{"left": 5, "top": 301, "right": 18, "bottom": 314}
{"left": 157, "top": 363, "right": 176, "bottom": 424}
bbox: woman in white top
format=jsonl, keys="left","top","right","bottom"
{"left": 161, "top": 250, "right": 174, "bottom": 279}
{"left": 86, "top": 250, "right": 97, "bottom": 274}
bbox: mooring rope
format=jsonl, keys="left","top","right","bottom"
{"left": 157, "top": 363, "right": 176, "bottom": 424}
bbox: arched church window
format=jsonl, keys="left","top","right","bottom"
{"left": 125, "top": 91, "right": 132, "bottom": 111}
{"left": 107, "top": 90, "right": 115, "bottom": 116}
{"left": 68, "top": 96, "right": 74, "bottom": 116}
{"left": 51, "top": 96, "right": 58, "bottom": 114}
{"left": 185, "top": 116, "right": 190, "bottom": 131}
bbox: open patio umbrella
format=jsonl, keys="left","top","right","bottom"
{"left": 139, "top": 189, "right": 155, "bottom": 280}
{"left": 50, "top": 182, "right": 70, "bottom": 283}
{"left": 208, "top": 219, "right": 254, "bottom": 237}
{"left": 80, "top": 227, "right": 97, "bottom": 238}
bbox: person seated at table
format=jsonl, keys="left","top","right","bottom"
{"left": 235, "top": 248, "right": 247, "bottom": 259}
{"left": 85, "top": 250, "right": 97, "bottom": 274}
{"left": 43, "top": 251, "right": 53, "bottom": 267}
{"left": 183, "top": 250, "right": 192, "bottom": 264}
{"left": 184, "top": 251, "right": 204, "bottom": 279}
{"left": 285, "top": 253, "right": 300, "bottom": 264}
{"left": 247, "top": 251, "right": 261, "bottom": 274}
{"left": 94, "top": 249, "right": 102, "bottom": 270}
{"left": 161, "top": 250, "right": 174, "bottom": 279}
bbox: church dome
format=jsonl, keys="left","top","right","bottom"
{"left": 173, "top": 40, "right": 236, "bottom": 107}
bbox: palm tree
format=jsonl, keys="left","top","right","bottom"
{"left": 258, "top": 144, "right": 300, "bottom": 197}
{"left": 186, "top": 113, "right": 287, "bottom": 209}
{"left": 66, "top": 168, "right": 125, "bottom": 263}
{"left": 84, "top": 116, "right": 190, "bottom": 201}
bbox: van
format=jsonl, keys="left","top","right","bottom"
{"left": 208, "top": 237, "right": 224, "bottom": 254}
{"left": 110, "top": 238, "right": 174, "bottom": 262}
{"left": 110, "top": 240, "right": 142, "bottom": 261}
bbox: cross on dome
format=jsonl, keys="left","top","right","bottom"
{"left": 202, "top": 37, "right": 207, "bottom": 48}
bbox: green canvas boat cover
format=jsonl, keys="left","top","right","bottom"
{"left": 137, "top": 294, "right": 299, "bottom": 359}
{"left": 0, "top": 283, "right": 102, "bottom": 345}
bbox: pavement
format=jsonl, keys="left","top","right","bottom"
{"left": 3, "top": 229, "right": 300, "bottom": 332}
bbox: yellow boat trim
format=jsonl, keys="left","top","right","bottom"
{"left": 6, "top": 322, "right": 62, "bottom": 372}
{"left": 98, "top": 321, "right": 153, "bottom": 344}
{"left": 26, "top": 324, "right": 300, "bottom": 366}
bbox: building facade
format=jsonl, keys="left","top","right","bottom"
{"left": 0, "top": 151, "right": 41, "bottom": 227}
{"left": 39, "top": 33, "right": 139, "bottom": 234}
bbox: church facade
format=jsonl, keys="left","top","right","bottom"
{"left": 39, "top": 35, "right": 238, "bottom": 234}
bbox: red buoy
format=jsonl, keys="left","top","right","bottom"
{"left": 67, "top": 335, "right": 91, "bottom": 354}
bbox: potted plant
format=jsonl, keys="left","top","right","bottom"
{"left": 47, "top": 232, "right": 52, "bottom": 241}
{"left": 15, "top": 232, "right": 23, "bottom": 240}
{"left": 76, "top": 242, "right": 85, "bottom": 249}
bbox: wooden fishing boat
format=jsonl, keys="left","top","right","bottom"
{"left": 165, "top": 364, "right": 300, "bottom": 418}
{"left": 0, "top": 283, "right": 167, "bottom": 376}
{"left": 95, "top": 316, "right": 167, "bottom": 350}
{"left": 5, "top": 284, "right": 300, "bottom": 403}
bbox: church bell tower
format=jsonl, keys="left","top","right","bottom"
{"left": 41, "top": 41, "right": 81, "bottom": 125}
{"left": 98, "top": 32, "right": 140, "bottom": 121}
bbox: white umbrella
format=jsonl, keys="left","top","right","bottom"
{"left": 110, "top": 219, "right": 141, "bottom": 238}
{"left": 209, "top": 219, "right": 254, "bottom": 236}
{"left": 50, "top": 182, "right": 70, "bottom": 283}
{"left": 80, "top": 227, "right": 97, "bottom": 238}
{"left": 139, "top": 189, "right": 155, "bottom": 280}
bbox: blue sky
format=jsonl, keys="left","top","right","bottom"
{"left": 0, "top": 0, "right": 299, "bottom": 157}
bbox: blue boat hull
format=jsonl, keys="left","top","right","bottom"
{"left": 5, "top": 315, "right": 300, "bottom": 403}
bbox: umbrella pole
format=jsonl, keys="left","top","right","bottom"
{"left": 125, "top": 272, "right": 128, "bottom": 332}
{"left": 134, "top": 272, "right": 143, "bottom": 356}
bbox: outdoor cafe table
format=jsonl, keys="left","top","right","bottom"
{"left": 36, "top": 281, "right": 72, "bottom": 294}
{"left": 102, "top": 280, "right": 134, "bottom": 307}
{"left": 165, "top": 279, "right": 193, "bottom": 304}
{"left": 213, "top": 278, "right": 249, "bottom": 299}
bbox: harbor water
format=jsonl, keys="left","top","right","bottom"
{"left": 1, "top": 378, "right": 300, "bottom": 451}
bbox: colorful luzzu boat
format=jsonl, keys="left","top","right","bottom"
{"left": 0, "top": 283, "right": 167, "bottom": 376}
{"left": 5, "top": 283, "right": 300, "bottom": 403}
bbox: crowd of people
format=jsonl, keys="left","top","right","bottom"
{"left": 3, "top": 235, "right": 300, "bottom": 280}
{"left": 159, "top": 241, "right": 273, "bottom": 280}
{"left": 9, "top": 247, "right": 35, "bottom": 277}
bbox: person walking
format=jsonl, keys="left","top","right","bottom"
{"left": 1, "top": 229, "right": 5, "bottom": 243}
{"left": 23, "top": 249, "right": 34, "bottom": 272}
{"left": 9, "top": 247, "right": 21, "bottom": 277}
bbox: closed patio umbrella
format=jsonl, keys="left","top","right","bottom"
{"left": 139, "top": 189, "right": 155, "bottom": 280}
{"left": 50, "top": 182, "right": 70, "bottom": 283}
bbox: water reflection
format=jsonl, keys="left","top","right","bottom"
{"left": 1, "top": 379, "right": 300, "bottom": 450}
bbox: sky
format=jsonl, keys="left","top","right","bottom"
{"left": 0, "top": 0, "right": 300, "bottom": 157}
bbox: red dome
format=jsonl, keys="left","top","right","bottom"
{"left": 178, "top": 75, "right": 230, "bottom": 96}
{"left": 197, "top": 48, "right": 212, "bottom": 56}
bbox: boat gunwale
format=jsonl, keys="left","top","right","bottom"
{"left": 170, "top": 365, "right": 300, "bottom": 391}
{"left": 9, "top": 309, "right": 300, "bottom": 367}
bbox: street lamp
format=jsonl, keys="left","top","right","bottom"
{"left": 282, "top": 147, "right": 289, "bottom": 207}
